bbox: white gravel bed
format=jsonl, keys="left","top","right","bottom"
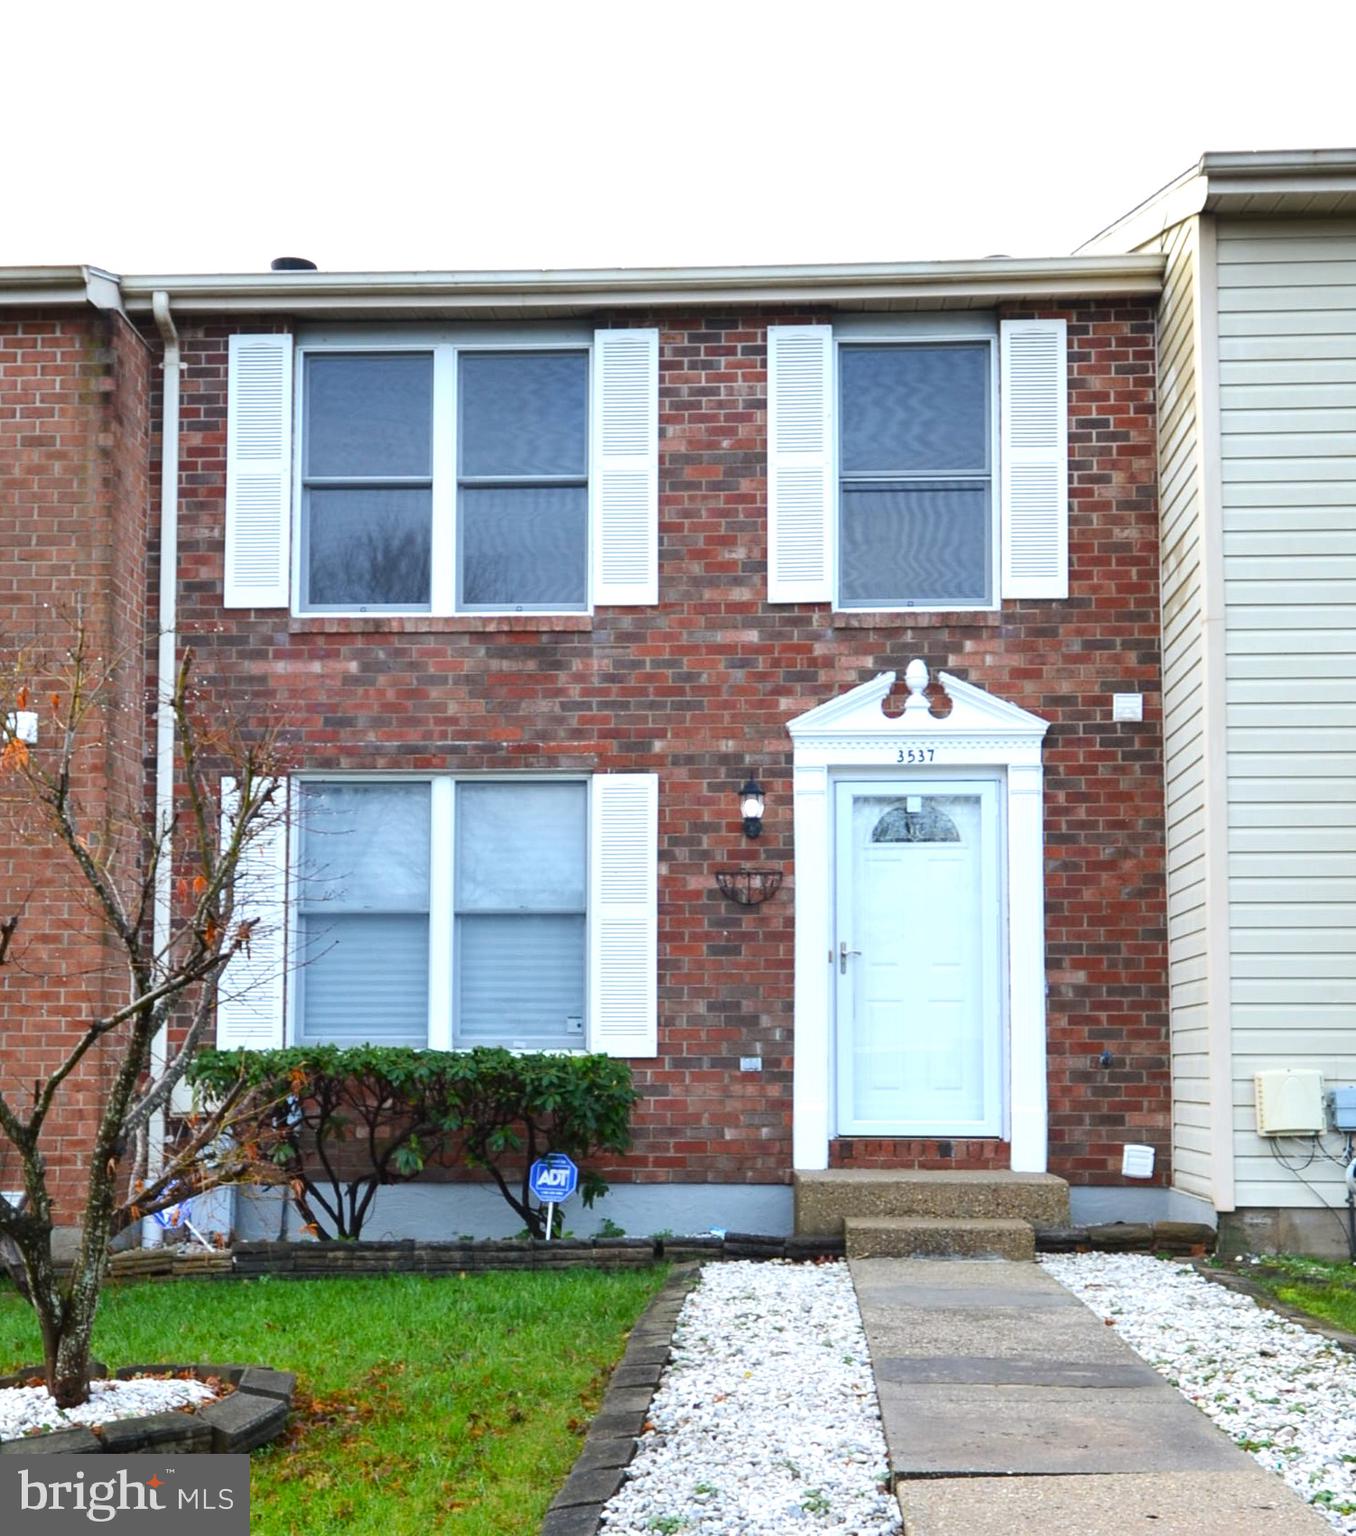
{"left": 601, "top": 1259, "right": 900, "bottom": 1535}
{"left": 1042, "top": 1252, "right": 1356, "bottom": 1532}
{"left": 0, "top": 1374, "right": 217, "bottom": 1440}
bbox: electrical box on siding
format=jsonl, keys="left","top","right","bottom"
{"left": 1329, "top": 1087, "right": 1356, "bottom": 1133}
{"left": 1254, "top": 1070, "right": 1325, "bottom": 1136}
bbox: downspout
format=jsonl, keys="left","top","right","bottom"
{"left": 143, "top": 291, "right": 181, "bottom": 1247}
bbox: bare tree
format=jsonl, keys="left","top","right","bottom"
{"left": 0, "top": 623, "right": 287, "bottom": 1406}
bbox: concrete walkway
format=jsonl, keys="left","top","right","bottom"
{"left": 851, "top": 1257, "right": 1333, "bottom": 1536}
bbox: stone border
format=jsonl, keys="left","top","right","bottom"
{"left": 0, "top": 1363, "right": 296, "bottom": 1455}
{"left": 84, "top": 1232, "right": 844, "bottom": 1283}
{"left": 10, "top": 1221, "right": 1215, "bottom": 1293}
{"left": 1034, "top": 1220, "right": 1216, "bottom": 1256}
{"left": 1190, "top": 1260, "right": 1356, "bottom": 1355}
{"left": 145, "top": 1221, "right": 1217, "bottom": 1279}
{"left": 539, "top": 1262, "right": 700, "bottom": 1536}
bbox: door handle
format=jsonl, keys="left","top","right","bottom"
{"left": 839, "top": 941, "right": 861, "bottom": 974}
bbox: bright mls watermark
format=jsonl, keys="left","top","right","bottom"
{"left": 0, "top": 1455, "right": 247, "bottom": 1531}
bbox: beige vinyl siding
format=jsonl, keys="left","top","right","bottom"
{"left": 1218, "top": 217, "right": 1356, "bottom": 1208}
{"left": 1155, "top": 216, "right": 1216, "bottom": 1202}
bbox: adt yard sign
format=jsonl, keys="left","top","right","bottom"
{"left": 529, "top": 1154, "right": 578, "bottom": 1242}
{"left": 530, "top": 1154, "right": 578, "bottom": 1203}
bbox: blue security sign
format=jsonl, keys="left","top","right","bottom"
{"left": 529, "top": 1153, "right": 579, "bottom": 1204}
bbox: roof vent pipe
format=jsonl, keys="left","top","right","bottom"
{"left": 270, "top": 256, "right": 317, "bottom": 271}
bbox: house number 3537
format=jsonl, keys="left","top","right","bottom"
{"left": 896, "top": 747, "right": 935, "bottom": 764}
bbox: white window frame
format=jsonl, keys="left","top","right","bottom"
{"left": 286, "top": 772, "right": 591, "bottom": 1052}
{"left": 291, "top": 323, "right": 594, "bottom": 619}
{"left": 832, "top": 314, "right": 1001, "bottom": 615}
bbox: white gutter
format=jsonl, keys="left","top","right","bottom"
{"left": 1200, "top": 146, "right": 1356, "bottom": 179}
{"left": 116, "top": 254, "right": 1164, "bottom": 315}
{"left": 0, "top": 266, "right": 125, "bottom": 310}
{"left": 143, "top": 290, "right": 181, "bottom": 1248}
{"left": 0, "top": 256, "right": 1164, "bottom": 317}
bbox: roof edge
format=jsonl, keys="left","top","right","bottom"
{"left": 1082, "top": 148, "right": 1356, "bottom": 253}
{"left": 0, "top": 265, "right": 122, "bottom": 308}
{"left": 1201, "top": 148, "right": 1356, "bottom": 180}
{"left": 0, "top": 255, "right": 1164, "bottom": 317}
{"left": 110, "top": 254, "right": 1163, "bottom": 314}
{"left": 1077, "top": 164, "right": 1204, "bottom": 254}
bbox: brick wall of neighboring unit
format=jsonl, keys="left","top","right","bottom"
{"left": 158, "top": 300, "right": 1168, "bottom": 1194}
{"left": 0, "top": 308, "right": 152, "bottom": 1213}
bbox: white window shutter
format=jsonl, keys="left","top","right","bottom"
{"left": 216, "top": 775, "right": 288, "bottom": 1049}
{"left": 1000, "top": 318, "right": 1068, "bottom": 600}
{"left": 592, "top": 328, "right": 659, "bottom": 606}
{"left": 767, "top": 324, "right": 833, "bottom": 603}
{"left": 225, "top": 333, "right": 294, "bottom": 608}
{"left": 588, "top": 774, "right": 658, "bottom": 1058}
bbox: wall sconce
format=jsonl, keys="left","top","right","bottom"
{"left": 739, "top": 776, "right": 765, "bottom": 839}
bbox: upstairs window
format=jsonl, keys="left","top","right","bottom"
{"left": 457, "top": 352, "right": 589, "bottom": 610}
{"left": 225, "top": 327, "right": 657, "bottom": 613}
{"left": 298, "top": 347, "right": 589, "bottom": 614}
{"left": 301, "top": 354, "right": 435, "bottom": 609}
{"left": 765, "top": 319, "right": 1067, "bottom": 608}
{"left": 838, "top": 342, "right": 994, "bottom": 610}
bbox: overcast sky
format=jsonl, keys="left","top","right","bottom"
{"left": 6, "top": 0, "right": 1355, "bottom": 275}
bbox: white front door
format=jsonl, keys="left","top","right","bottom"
{"left": 834, "top": 780, "right": 1002, "bottom": 1137}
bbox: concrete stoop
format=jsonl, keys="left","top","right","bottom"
{"left": 845, "top": 1215, "right": 1035, "bottom": 1261}
{"left": 796, "top": 1170, "right": 1069, "bottom": 1262}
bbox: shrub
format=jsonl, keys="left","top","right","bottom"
{"left": 189, "top": 1045, "right": 637, "bottom": 1239}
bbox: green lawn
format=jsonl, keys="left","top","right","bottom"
{"left": 1227, "top": 1254, "right": 1356, "bottom": 1334}
{"left": 0, "top": 1268, "right": 666, "bottom": 1535}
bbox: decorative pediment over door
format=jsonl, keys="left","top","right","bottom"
{"left": 787, "top": 660, "right": 1049, "bottom": 767}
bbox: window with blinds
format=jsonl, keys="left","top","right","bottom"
{"left": 295, "top": 781, "right": 432, "bottom": 1044}
{"left": 838, "top": 342, "right": 994, "bottom": 609}
{"left": 297, "top": 347, "right": 589, "bottom": 615}
{"left": 457, "top": 352, "right": 589, "bottom": 611}
{"left": 225, "top": 326, "right": 660, "bottom": 614}
{"left": 300, "top": 353, "right": 435, "bottom": 610}
{"left": 293, "top": 778, "right": 588, "bottom": 1050}
{"left": 454, "top": 782, "right": 587, "bottom": 1047}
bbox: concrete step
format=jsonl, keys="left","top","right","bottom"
{"left": 845, "top": 1216, "right": 1035, "bottom": 1261}
{"left": 795, "top": 1169, "right": 1070, "bottom": 1234}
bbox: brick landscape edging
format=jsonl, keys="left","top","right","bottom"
{"left": 539, "top": 1262, "right": 700, "bottom": 1536}
{"left": 90, "top": 1233, "right": 845, "bottom": 1283}
{"left": 0, "top": 1363, "right": 296, "bottom": 1454}
{"left": 79, "top": 1219, "right": 1215, "bottom": 1286}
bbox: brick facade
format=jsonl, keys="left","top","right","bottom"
{"left": 0, "top": 308, "right": 152, "bottom": 1211}
{"left": 0, "top": 291, "right": 1167, "bottom": 1218}
{"left": 149, "top": 298, "right": 1169, "bottom": 1198}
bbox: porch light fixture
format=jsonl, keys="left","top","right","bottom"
{"left": 739, "top": 777, "right": 765, "bottom": 839}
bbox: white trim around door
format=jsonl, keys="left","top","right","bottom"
{"left": 787, "top": 660, "right": 1050, "bottom": 1172}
